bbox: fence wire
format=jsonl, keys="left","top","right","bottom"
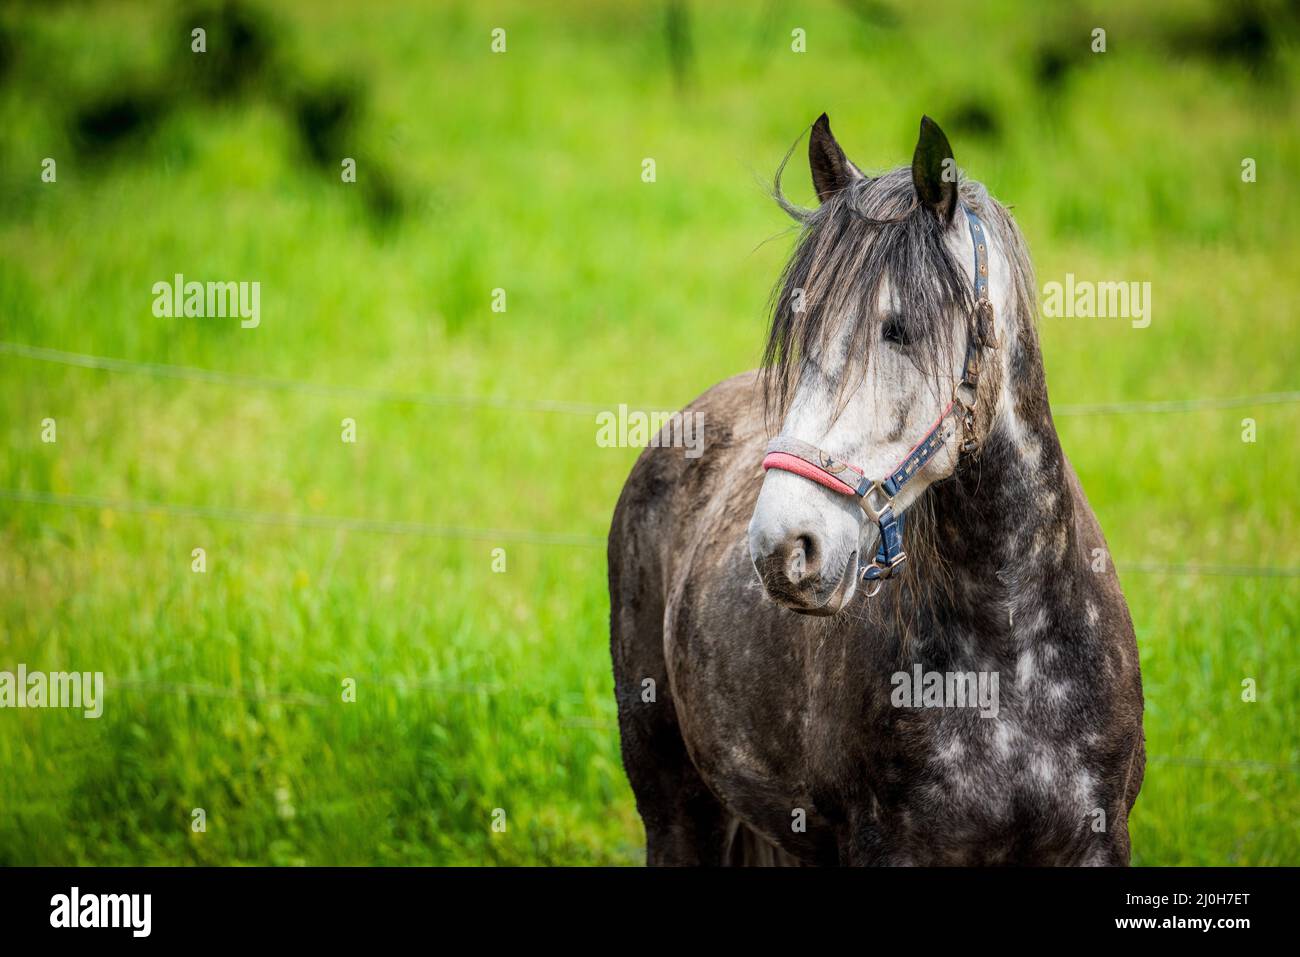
{"left": 2, "top": 486, "right": 1297, "bottom": 577}
{"left": 55, "top": 677, "right": 1300, "bottom": 773}
{"left": 4, "top": 340, "right": 1298, "bottom": 418}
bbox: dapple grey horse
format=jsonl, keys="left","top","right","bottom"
{"left": 609, "top": 115, "right": 1144, "bottom": 865}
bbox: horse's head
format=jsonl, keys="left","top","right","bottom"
{"left": 748, "top": 114, "right": 1016, "bottom": 616}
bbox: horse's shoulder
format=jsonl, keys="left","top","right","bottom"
{"left": 618, "top": 368, "right": 762, "bottom": 485}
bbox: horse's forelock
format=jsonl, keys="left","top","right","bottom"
{"left": 762, "top": 167, "right": 1030, "bottom": 431}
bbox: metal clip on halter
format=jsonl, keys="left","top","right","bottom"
{"left": 760, "top": 204, "right": 997, "bottom": 596}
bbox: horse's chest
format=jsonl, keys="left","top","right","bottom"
{"left": 877, "top": 709, "right": 1100, "bottom": 864}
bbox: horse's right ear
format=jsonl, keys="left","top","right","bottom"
{"left": 911, "top": 115, "right": 958, "bottom": 224}
{"left": 809, "top": 113, "right": 865, "bottom": 203}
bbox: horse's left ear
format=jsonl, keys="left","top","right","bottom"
{"left": 911, "top": 115, "right": 958, "bottom": 225}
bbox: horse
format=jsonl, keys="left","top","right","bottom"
{"left": 608, "top": 114, "right": 1145, "bottom": 866}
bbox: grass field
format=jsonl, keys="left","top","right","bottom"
{"left": 0, "top": 0, "right": 1297, "bottom": 865}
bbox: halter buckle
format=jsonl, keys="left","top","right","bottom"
{"left": 959, "top": 408, "right": 978, "bottom": 454}
{"left": 860, "top": 481, "right": 893, "bottom": 522}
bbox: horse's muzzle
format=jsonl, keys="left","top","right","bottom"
{"left": 751, "top": 534, "right": 859, "bottom": 616}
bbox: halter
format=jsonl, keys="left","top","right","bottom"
{"left": 761, "top": 205, "right": 998, "bottom": 591}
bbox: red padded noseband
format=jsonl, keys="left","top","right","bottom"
{"left": 760, "top": 451, "right": 862, "bottom": 497}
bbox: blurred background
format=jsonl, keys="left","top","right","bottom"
{"left": 0, "top": 0, "right": 1296, "bottom": 865}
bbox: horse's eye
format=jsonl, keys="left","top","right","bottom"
{"left": 882, "top": 315, "right": 911, "bottom": 346}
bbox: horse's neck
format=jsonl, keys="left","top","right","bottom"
{"left": 923, "top": 379, "right": 1075, "bottom": 640}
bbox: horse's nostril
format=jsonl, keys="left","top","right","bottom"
{"left": 787, "top": 544, "right": 806, "bottom": 582}
{"left": 785, "top": 534, "right": 820, "bottom": 585}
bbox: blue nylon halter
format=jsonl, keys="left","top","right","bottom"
{"left": 761, "top": 204, "right": 996, "bottom": 589}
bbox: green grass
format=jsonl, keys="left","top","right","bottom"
{"left": 0, "top": 0, "right": 1297, "bottom": 865}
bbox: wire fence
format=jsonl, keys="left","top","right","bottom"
{"left": 1119, "top": 561, "right": 1300, "bottom": 579}
{"left": 110, "top": 678, "right": 619, "bottom": 730}
{"left": 0, "top": 487, "right": 604, "bottom": 547}
{"left": 4, "top": 339, "right": 1299, "bottom": 418}
{"left": 1145, "top": 755, "right": 1300, "bottom": 773}
{"left": 1054, "top": 393, "right": 1300, "bottom": 416}
{"left": 0, "top": 341, "right": 627, "bottom": 416}
{"left": 47, "top": 676, "right": 1300, "bottom": 772}
{"left": 5, "top": 340, "right": 1299, "bottom": 574}
{"left": 1, "top": 333, "right": 1295, "bottom": 777}
{"left": 2, "top": 486, "right": 1297, "bottom": 577}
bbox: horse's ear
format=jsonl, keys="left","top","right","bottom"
{"left": 809, "top": 113, "right": 865, "bottom": 203}
{"left": 911, "top": 115, "right": 958, "bottom": 224}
